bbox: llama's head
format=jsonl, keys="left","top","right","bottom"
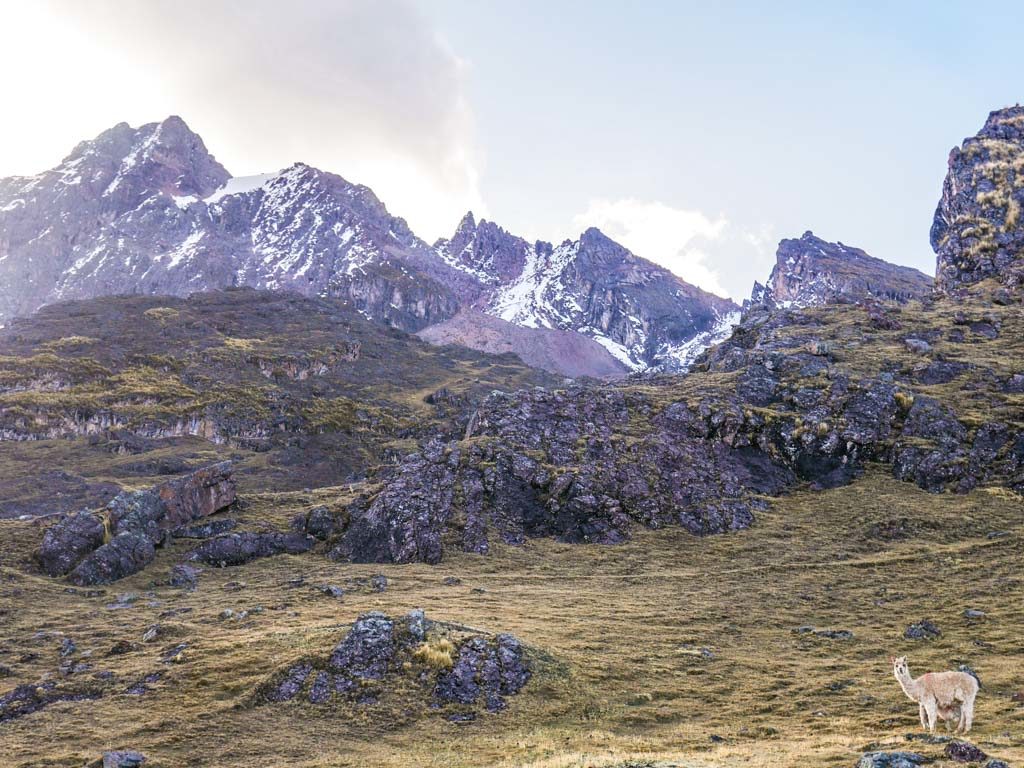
{"left": 890, "top": 655, "right": 909, "bottom": 677}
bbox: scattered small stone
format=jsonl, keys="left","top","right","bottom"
{"left": 105, "top": 593, "right": 139, "bottom": 611}
{"left": 160, "top": 643, "right": 189, "bottom": 664}
{"left": 218, "top": 609, "right": 235, "bottom": 621}
{"left": 904, "top": 619, "right": 941, "bottom": 640}
{"left": 963, "top": 609, "right": 986, "bottom": 620}
{"left": 793, "top": 626, "right": 853, "bottom": 640}
{"left": 101, "top": 750, "right": 147, "bottom": 768}
{"left": 709, "top": 734, "right": 724, "bottom": 743}
{"left": 158, "top": 607, "right": 193, "bottom": 619}
{"left": 1011, "top": 690, "right": 1024, "bottom": 703}
{"left": 904, "top": 338, "right": 931, "bottom": 354}
{"left": 223, "top": 580, "right": 247, "bottom": 592}
{"left": 905, "top": 733, "right": 951, "bottom": 744}
{"left": 60, "top": 637, "right": 77, "bottom": 657}
{"left": 856, "top": 751, "right": 927, "bottom": 768}
{"left": 0, "top": 665, "right": 11, "bottom": 678}
{"left": 370, "top": 574, "right": 388, "bottom": 592}
{"left": 318, "top": 584, "right": 344, "bottom": 599}
{"left": 442, "top": 576, "right": 462, "bottom": 586}
{"left": 986, "top": 530, "right": 1009, "bottom": 539}
{"left": 141, "top": 626, "right": 161, "bottom": 643}
{"left": 106, "top": 640, "right": 135, "bottom": 657}
{"left": 945, "top": 741, "right": 987, "bottom": 763}
{"left": 985, "top": 760, "right": 1009, "bottom": 768}
{"left": 470, "top": 587, "right": 486, "bottom": 594}
{"left": 169, "top": 564, "right": 202, "bottom": 590}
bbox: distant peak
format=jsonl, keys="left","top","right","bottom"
{"left": 455, "top": 210, "right": 477, "bottom": 235}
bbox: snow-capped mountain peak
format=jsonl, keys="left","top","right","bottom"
{"left": 0, "top": 117, "right": 740, "bottom": 374}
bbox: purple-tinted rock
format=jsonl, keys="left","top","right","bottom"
{"left": 68, "top": 532, "right": 156, "bottom": 586}
{"left": 37, "top": 511, "right": 105, "bottom": 577}
{"left": 185, "top": 531, "right": 314, "bottom": 567}
{"left": 329, "top": 612, "right": 395, "bottom": 680}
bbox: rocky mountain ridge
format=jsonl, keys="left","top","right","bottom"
{"left": 0, "top": 117, "right": 739, "bottom": 375}
{"left": 748, "top": 231, "right": 933, "bottom": 310}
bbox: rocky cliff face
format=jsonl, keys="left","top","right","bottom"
{"left": 0, "top": 118, "right": 736, "bottom": 372}
{"left": 748, "top": 231, "right": 932, "bottom": 310}
{"left": 932, "top": 105, "right": 1024, "bottom": 293}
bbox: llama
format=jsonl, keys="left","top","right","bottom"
{"left": 891, "top": 655, "right": 979, "bottom": 733}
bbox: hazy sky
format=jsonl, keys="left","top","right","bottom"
{"left": 1, "top": 1, "right": 1021, "bottom": 299}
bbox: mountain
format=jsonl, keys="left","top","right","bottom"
{"left": 932, "top": 104, "right": 1024, "bottom": 293}
{"left": 748, "top": 231, "right": 933, "bottom": 310}
{"left": 433, "top": 213, "right": 739, "bottom": 371}
{"left": 0, "top": 117, "right": 737, "bottom": 374}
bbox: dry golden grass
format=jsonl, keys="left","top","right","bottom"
{"left": 0, "top": 468, "right": 1021, "bottom": 767}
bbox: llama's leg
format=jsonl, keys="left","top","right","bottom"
{"left": 924, "top": 698, "right": 938, "bottom": 733}
{"left": 962, "top": 696, "right": 974, "bottom": 733}
{"left": 918, "top": 702, "right": 928, "bottom": 730}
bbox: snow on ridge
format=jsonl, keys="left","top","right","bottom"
{"left": 657, "top": 309, "right": 740, "bottom": 371}
{"left": 205, "top": 173, "right": 278, "bottom": 204}
{"left": 488, "top": 240, "right": 579, "bottom": 329}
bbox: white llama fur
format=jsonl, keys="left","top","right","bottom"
{"left": 891, "top": 655, "right": 978, "bottom": 733}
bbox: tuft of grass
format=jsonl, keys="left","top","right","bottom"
{"left": 412, "top": 638, "right": 456, "bottom": 670}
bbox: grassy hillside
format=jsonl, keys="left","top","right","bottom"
{"left": 0, "top": 289, "right": 556, "bottom": 516}
{"left": 0, "top": 282, "right": 1021, "bottom": 767}
{"left": 0, "top": 470, "right": 1020, "bottom": 767}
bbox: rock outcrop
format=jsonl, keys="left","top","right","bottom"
{"left": 933, "top": 105, "right": 1024, "bottom": 292}
{"left": 259, "top": 610, "right": 531, "bottom": 720}
{"left": 748, "top": 231, "right": 932, "bottom": 310}
{"left": 333, "top": 385, "right": 793, "bottom": 564}
{"left": 36, "top": 462, "right": 236, "bottom": 584}
{"left": 184, "top": 531, "right": 314, "bottom": 567}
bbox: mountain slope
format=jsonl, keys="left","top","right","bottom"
{"left": 0, "top": 118, "right": 736, "bottom": 372}
{"left": 416, "top": 310, "right": 627, "bottom": 379}
{"left": 0, "top": 288, "right": 555, "bottom": 516}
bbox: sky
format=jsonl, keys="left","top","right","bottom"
{"left": 0, "top": 1, "right": 1021, "bottom": 299}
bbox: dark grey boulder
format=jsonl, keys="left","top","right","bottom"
{"left": 185, "top": 532, "right": 315, "bottom": 567}
{"left": 329, "top": 612, "right": 395, "bottom": 681}
{"left": 169, "top": 563, "right": 202, "bottom": 590}
{"left": 38, "top": 511, "right": 106, "bottom": 577}
{"left": 856, "top": 752, "right": 927, "bottom": 768}
{"left": 101, "top": 750, "right": 147, "bottom": 768}
{"left": 945, "top": 741, "right": 987, "bottom": 762}
{"left": 171, "top": 518, "right": 237, "bottom": 539}
{"left": 68, "top": 532, "right": 156, "bottom": 586}
{"left": 904, "top": 619, "right": 941, "bottom": 641}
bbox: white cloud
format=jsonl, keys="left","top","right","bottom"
{"left": 570, "top": 198, "right": 777, "bottom": 300}
{"left": 2, "top": 0, "right": 485, "bottom": 242}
